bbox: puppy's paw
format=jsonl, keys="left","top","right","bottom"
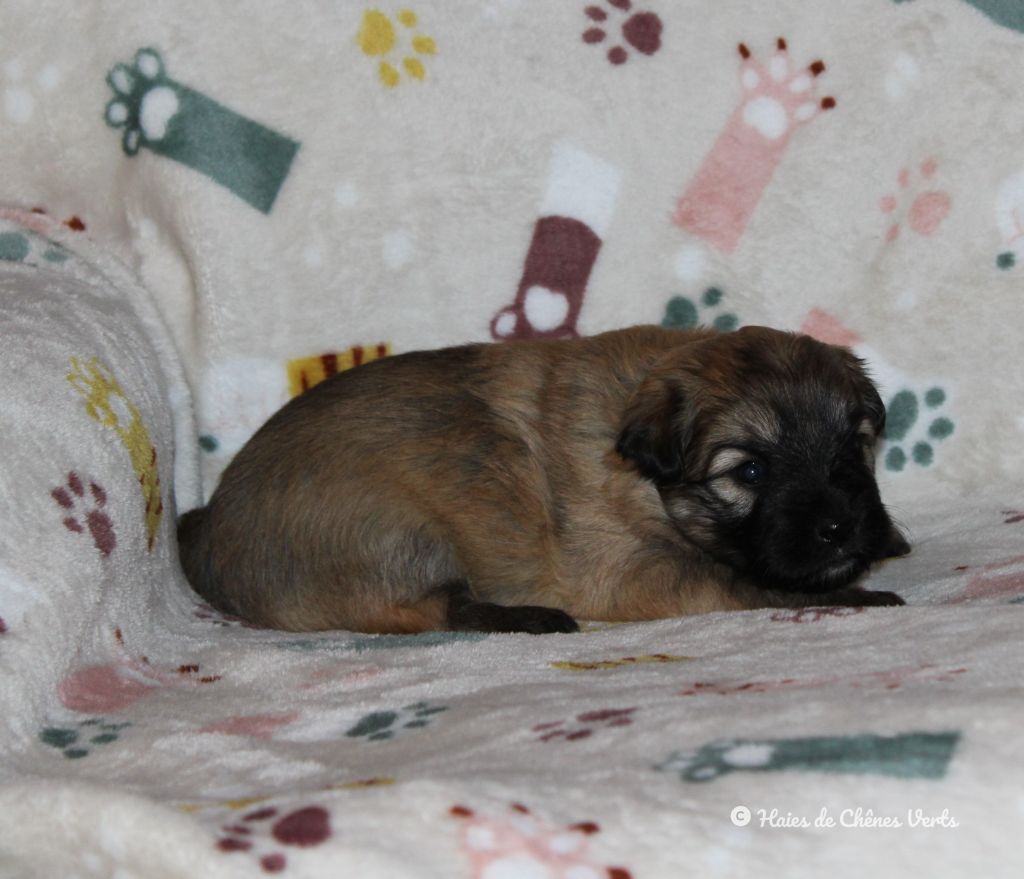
{"left": 825, "top": 587, "right": 906, "bottom": 608}
{"left": 502, "top": 605, "right": 581, "bottom": 634}
{"left": 450, "top": 600, "right": 579, "bottom": 635}
{"left": 442, "top": 581, "right": 578, "bottom": 634}
{"left": 858, "top": 589, "right": 906, "bottom": 606}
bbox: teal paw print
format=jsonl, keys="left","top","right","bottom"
{"left": 883, "top": 387, "right": 954, "bottom": 472}
{"left": 0, "top": 222, "right": 70, "bottom": 266}
{"left": 104, "top": 48, "right": 175, "bottom": 156}
{"left": 198, "top": 434, "right": 220, "bottom": 453}
{"left": 662, "top": 287, "right": 739, "bottom": 332}
{"left": 345, "top": 701, "right": 448, "bottom": 741}
{"left": 40, "top": 718, "right": 131, "bottom": 759}
{"left": 103, "top": 47, "right": 300, "bottom": 213}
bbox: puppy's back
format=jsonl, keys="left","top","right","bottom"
{"left": 176, "top": 506, "right": 222, "bottom": 610}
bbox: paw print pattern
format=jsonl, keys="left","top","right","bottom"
{"left": 450, "top": 802, "right": 633, "bottom": 879}
{"left": 656, "top": 731, "right": 960, "bottom": 783}
{"left": 104, "top": 47, "right": 299, "bottom": 214}
{"left": 674, "top": 38, "right": 834, "bottom": 253}
{"left": 883, "top": 387, "right": 954, "bottom": 471}
{"left": 51, "top": 472, "right": 116, "bottom": 557}
{"left": 582, "top": 0, "right": 663, "bottom": 66}
{"left": 661, "top": 287, "right": 739, "bottom": 332}
{"left": 879, "top": 158, "right": 951, "bottom": 243}
{"left": 950, "top": 555, "right": 1024, "bottom": 604}
{"left": 345, "top": 701, "right": 448, "bottom": 741}
{"left": 491, "top": 143, "right": 621, "bottom": 341}
{"left": 551, "top": 653, "right": 690, "bottom": 671}
{"left": 3, "top": 58, "right": 61, "bottom": 124}
{"left": 39, "top": 718, "right": 130, "bottom": 760}
{"left": 216, "top": 805, "right": 332, "bottom": 873}
{"left": 0, "top": 214, "right": 72, "bottom": 266}
{"left": 532, "top": 707, "right": 636, "bottom": 742}
{"left": 67, "top": 357, "right": 163, "bottom": 550}
{"left": 677, "top": 665, "right": 967, "bottom": 697}
{"left": 59, "top": 628, "right": 221, "bottom": 714}
{"left": 357, "top": 9, "right": 437, "bottom": 87}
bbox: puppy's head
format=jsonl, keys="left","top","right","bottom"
{"left": 617, "top": 326, "right": 909, "bottom": 593}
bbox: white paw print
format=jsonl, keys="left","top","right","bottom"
{"left": 3, "top": 59, "right": 61, "bottom": 124}
{"left": 737, "top": 38, "right": 834, "bottom": 141}
{"left": 454, "top": 805, "right": 627, "bottom": 879}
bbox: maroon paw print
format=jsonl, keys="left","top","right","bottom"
{"left": 582, "top": 0, "right": 662, "bottom": 65}
{"left": 51, "top": 472, "right": 116, "bottom": 557}
{"left": 216, "top": 805, "right": 332, "bottom": 873}
{"left": 533, "top": 707, "right": 637, "bottom": 742}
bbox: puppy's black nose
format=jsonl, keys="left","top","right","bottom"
{"left": 817, "top": 517, "right": 851, "bottom": 545}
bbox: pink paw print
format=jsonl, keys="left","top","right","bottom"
{"left": 880, "top": 158, "right": 951, "bottom": 242}
{"left": 736, "top": 38, "right": 834, "bottom": 141}
{"left": 451, "top": 803, "right": 632, "bottom": 879}
{"left": 950, "top": 554, "right": 1024, "bottom": 604}
{"left": 58, "top": 627, "right": 221, "bottom": 713}
{"left": 51, "top": 472, "right": 116, "bottom": 557}
{"left": 673, "top": 38, "right": 834, "bottom": 252}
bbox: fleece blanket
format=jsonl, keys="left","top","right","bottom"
{"left": 2, "top": 1, "right": 1024, "bottom": 876}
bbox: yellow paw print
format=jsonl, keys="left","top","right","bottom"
{"left": 67, "top": 357, "right": 163, "bottom": 550}
{"left": 551, "top": 654, "right": 693, "bottom": 672}
{"left": 358, "top": 8, "right": 436, "bottom": 87}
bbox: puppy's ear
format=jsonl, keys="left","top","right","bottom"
{"left": 882, "top": 517, "right": 911, "bottom": 559}
{"left": 616, "top": 377, "right": 690, "bottom": 484}
{"left": 843, "top": 352, "right": 886, "bottom": 434}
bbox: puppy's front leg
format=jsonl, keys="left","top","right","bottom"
{"left": 443, "top": 581, "right": 580, "bottom": 634}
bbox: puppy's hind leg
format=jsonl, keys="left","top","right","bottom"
{"left": 443, "top": 580, "right": 579, "bottom": 634}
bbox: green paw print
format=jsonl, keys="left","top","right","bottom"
{"left": 662, "top": 287, "right": 739, "bottom": 332}
{"left": 104, "top": 47, "right": 300, "bottom": 214}
{"left": 345, "top": 701, "right": 448, "bottom": 741}
{"left": 40, "top": 718, "right": 131, "bottom": 759}
{"left": 883, "top": 387, "right": 954, "bottom": 471}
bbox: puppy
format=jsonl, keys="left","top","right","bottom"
{"left": 178, "top": 325, "right": 909, "bottom": 635}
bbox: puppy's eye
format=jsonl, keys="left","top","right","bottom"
{"left": 735, "top": 460, "right": 765, "bottom": 486}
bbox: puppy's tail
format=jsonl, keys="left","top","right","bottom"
{"left": 176, "top": 506, "right": 231, "bottom": 612}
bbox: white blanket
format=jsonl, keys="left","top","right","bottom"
{"left": 2, "top": 1, "right": 1024, "bottom": 875}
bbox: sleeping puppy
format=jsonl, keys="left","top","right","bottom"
{"left": 178, "top": 325, "right": 910, "bottom": 635}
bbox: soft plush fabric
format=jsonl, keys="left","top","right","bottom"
{"left": 2, "top": 1, "right": 1023, "bottom": 876}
